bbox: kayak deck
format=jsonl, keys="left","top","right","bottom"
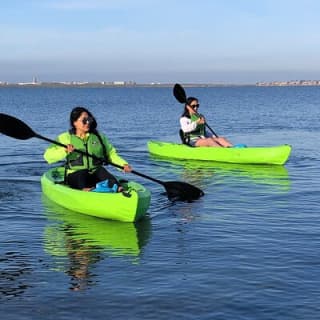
{"left": 41, "top": 167, "right": 151, "bottom": 222}
{"left": 148, "top": 140, "right": 291, "bottom": 165}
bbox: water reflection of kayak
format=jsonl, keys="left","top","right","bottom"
{"left": 41, "top": 167, "right": 151, "bottom": 222}
{"left": 148, "top": 140, "right": 291, "bottom": 165}
{"left": 150, "top": 155, "right": 291, "bottom": 191}
{"left": 42, "top": 196, "right": 152, "bottom": 258}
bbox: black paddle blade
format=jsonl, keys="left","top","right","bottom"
{"left": 173, "top": 83, "right": 187, "bottom": 104}
{"left": 0, "top": 113, "right": 36, "bottom": 140}
{"left": 163, "top": 181, "right": 204, "bottom": 202}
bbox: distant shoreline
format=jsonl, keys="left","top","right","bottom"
{"left": 1, "top": 80, "right": 320, "bottom": 88}
{"left": 0, "top": 82, "right": 253, "bottom": 88}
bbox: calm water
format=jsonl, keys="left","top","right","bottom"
{"left": 0, "top": 86, "right": 319, "bottom": 319}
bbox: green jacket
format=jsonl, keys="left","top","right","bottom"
{"left": 44, "top": 131, "right": 127, "bottom": 173}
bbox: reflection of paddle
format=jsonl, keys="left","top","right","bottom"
{"left": 0, "top": 113, "right": 204, "bottom": 201}
{"left": 173, "top": 83, "right": 219, "bottom": 138}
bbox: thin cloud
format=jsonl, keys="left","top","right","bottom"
{"left": 46, "top": 0, "right": 155, "bottom": 10}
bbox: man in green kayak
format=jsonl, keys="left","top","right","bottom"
{"left": 180, "top": 97, "right": 233, "bottom": 147}
{"left": 44, "top": 106, "right": 132, "bottom": 191}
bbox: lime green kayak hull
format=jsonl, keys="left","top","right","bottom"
{"left": 148, "top": 140, "right": 291, "bottom": 165}
{"left": 41, "top": 167, "right": 151, "bottom": 222}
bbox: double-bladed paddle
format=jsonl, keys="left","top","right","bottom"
{"left": 173, "top": 83, "right": 219, "bottom": 138}
{"left": 0, "top": 113, "right": 204, "bottom": 201}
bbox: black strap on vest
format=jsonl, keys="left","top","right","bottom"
{"left": 95, "top": 131, "right": 109, "bottom": 165}
{"left": 179, "top": 129, "right": 191, "bottom": 146}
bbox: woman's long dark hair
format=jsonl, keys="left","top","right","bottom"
{"left": 181, "top": 97, "right": 198, "bottom": 118}
{"left": 69, "top": 106, "right": 98, "bottom": 134}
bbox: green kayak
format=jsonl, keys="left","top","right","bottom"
{"left": 41, "top": 167, "right": 151, "bottom": 222}
{"left": 148, "top": 140, "right": 291, "bottom": 165}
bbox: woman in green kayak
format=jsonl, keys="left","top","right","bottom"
{"left": 44, "top": 106, "right": 132, "bottom": 191}
{"left": 180, "top": 97, "right": 233, "bottom": 147}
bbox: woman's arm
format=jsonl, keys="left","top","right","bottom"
{"left": 180, "top": 116, "right": 198, "bottom": 133}
{"left": 101, "top": 134, "right": 128, "bottom": 167}
{"left": 43, "top": 132, "right": 70, "bottom": 164}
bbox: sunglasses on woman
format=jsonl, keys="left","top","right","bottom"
{"left": 81, "top": 116, "right": 93, "bottom": 125}
{"left": 190, "top": 104, "right": 200, "bottom": 110}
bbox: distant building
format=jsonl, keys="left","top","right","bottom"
{"left": 17, "top": 76, "right": 41, "bottom": 86}
{"left": 256, "top": 80, "right": 320, "bottom": 86}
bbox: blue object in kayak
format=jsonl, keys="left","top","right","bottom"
{"left": 233, "top": 144, "right": 247, "bottom": 148}
{"left": 92, "top": 180, "right": 118, "bottom": 193}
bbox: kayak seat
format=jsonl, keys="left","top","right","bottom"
{"left": 179, "top": 129, "right": 192, "bottom": 147}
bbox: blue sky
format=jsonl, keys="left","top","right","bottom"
{"left": 1, "top": 0, "right": 319, "bottom": 83}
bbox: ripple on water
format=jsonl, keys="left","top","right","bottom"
{"left": 0, "top": 250, "right": 34, "bottom": 300}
